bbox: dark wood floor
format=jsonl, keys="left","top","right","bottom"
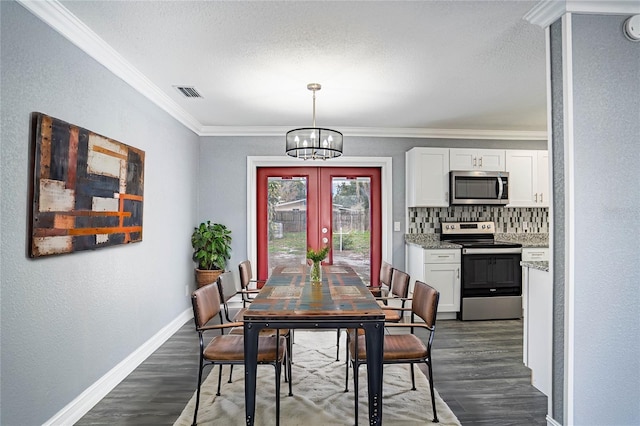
{"left": 426, "top": 319, "right": 547, "bottom": 425}
{"left": 76, "top": 317, "right": 547, "bottom": 425}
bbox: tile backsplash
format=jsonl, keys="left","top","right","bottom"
{"left": 408, "top": 206, "right": 549, "bottom": 234}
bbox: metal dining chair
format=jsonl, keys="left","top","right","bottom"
{"left": 238, "top": 260, "right": 264, "bottom": 307}
{"left": 336, "top": 261, "right": 395, "bottom": 360}
{"left": 216, "top": 271, "right": 293, "bottom": 391}
{"left": 345, "top": 280, "right": 441, "bottom": 424}
{"left": 191, "top": 282, "right": 287, "bottom": 425}
{"left": 375, "top": 268, "right": 411, "bottom": 322}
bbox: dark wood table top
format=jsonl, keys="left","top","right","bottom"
{"left": 243, "top": 264, "right": 384, "bottom": 322}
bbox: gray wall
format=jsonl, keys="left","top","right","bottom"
{"left": 559, "top": 13, "right": 639, "bottom": 425}
{"left": 198, "top": 136, "right": 546, "bottom": 272}
{"left": 0, "top": 3, "right": 199, "bottom": 425}
{"left": 549, "top": 18, "right": 566, "bottom": 422}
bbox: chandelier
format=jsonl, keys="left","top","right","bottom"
{"left": 285, "top": 83, "right": 343, "bottom": 160}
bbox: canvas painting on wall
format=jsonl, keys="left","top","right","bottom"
{"left": 30, "top": 113, "right": 145, "bottom": 257}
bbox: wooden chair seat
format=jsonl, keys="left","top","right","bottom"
{"left": 378, "top": 303, "right": 402, "bottom": 322}
{"left": 349, "top": 334, "right": 427, "bottom": 361}
{"left": 204, "top": 334, "right": 286, "bottom": 362}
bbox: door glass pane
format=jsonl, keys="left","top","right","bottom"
{"left": 331, "top": 177, "right": 371, "bottom": 284}
{"left": 267, "top": 177, "right": 307, "bottom": 275}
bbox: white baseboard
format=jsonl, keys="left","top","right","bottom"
{"left": 547, "top": 414, "right": 562, "bottom": 426}
{"left": 437, "top": 312, "right": 457, "bottom": 320}
{"left": 43, "top": 308, "right": 193, "bottom": 426}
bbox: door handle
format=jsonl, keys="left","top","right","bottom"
{"left": 322, "top": 237, "right": 328, "bottom": 244}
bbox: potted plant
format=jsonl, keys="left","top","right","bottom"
{"left": 191, "top": 221, "right": 232, "bottom": 287}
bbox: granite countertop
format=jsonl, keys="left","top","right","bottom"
{"left": 521, "top": 261, "right": 549, "bottom": 272}
{"left": 404, "top": 234, "right": 461, "bottom": 249}
{"left": 495, "top": 233, "right": 549, "bottom": 248}
{"left": 405, "top": 233, "right": 549, "bottom": 249}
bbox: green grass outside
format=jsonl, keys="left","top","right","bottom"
{"left": 269, "top": 231, "right": 371, "bottom": 255}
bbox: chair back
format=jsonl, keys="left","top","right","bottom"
{"left": 238, "top": 260, "right": 253, "bottom": 290}
{"left": 389, "top": 269, "right": 410, "bottom": 299}
{"left": 412, "top": 281, "right": 440, "bottom": 330}
{"left": 217, "top": 271, "right": 237, "bottom": 304}
{"left": 380, "top": 261, "right": 393, "bottom": 287}
{"left": 191, "top": 282, "right": 222, "bottom": 330}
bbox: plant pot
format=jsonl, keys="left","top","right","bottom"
{"left": 195, "top": 269, "right": 223, "bottom": 287}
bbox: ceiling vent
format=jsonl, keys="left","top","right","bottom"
{"left": 174, "top": 86, "right": 203, "bottom": 98}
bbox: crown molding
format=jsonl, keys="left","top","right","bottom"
{"left": 19, "top": 0, "right": 548, "bottom": 142}
{"left": 525, "top": 0, "right": 640, "bottom": 27}
{"left": 17, "top": 0, "right": 202, "bottom": 134}
{"left": 198, "top": 126, "right": 547, "bottom": 140}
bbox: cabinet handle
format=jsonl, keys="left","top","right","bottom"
{"left": 534, "top": 193, "right": 538, "bottom": 203}
{"left": 473, "top": 157, "right": 477, "bottom": 167}
{"left": 445, "top": 191, "right": 449, "bottom": 201}
{"left": 479, "top": 157, "right": 483, "bottom": 167}
{"left": 457, "top": 268, "right": 460, "bottom": 278}
{"left": 540, "top": 193, "right": 543, "bottom": 203}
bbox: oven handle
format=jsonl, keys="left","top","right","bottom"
{"left": 463, "top": 247, "right": 522, "bottom": 255}
{"left": 497, "top": 176, "right": 504, "bottom": 200}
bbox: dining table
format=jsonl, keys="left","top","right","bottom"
{"left": 243, "top": 264, "right": 385, "bottom": 426}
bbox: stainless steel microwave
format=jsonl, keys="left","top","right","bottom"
{"left": 450, "top": 171, "right": 509, "bottom": 205}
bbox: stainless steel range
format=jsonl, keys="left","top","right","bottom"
{"left": 441, "top": 221, "right": 522, "bottom": 321}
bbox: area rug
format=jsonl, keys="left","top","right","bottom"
{"left": 174, "top": 331, "right": 461, "bottom": 426}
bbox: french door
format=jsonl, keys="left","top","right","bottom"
{"left": 256, "top": 167, "right": 381, "bottom": 285}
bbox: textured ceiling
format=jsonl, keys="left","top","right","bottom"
{"left": 55, "top": 0, "right": 547, "bottom": 136}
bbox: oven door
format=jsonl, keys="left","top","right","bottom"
{"left": 461, "top": 249, "right": 522, "bottom": 297}
{"left": 450, "top": 171, "right": 509, "bottom": 205}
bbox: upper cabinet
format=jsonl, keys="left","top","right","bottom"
{"left": 406, "top": 148, "right": 450, "bottom": 207}
{"left": 506, "top": 150, "right": 550, "bottom": 207}
{"left": 406, "top": 147, "right": 549, "bottom": 208}
{"left": 450, "top": 149, "right": 506, "bottom": 171}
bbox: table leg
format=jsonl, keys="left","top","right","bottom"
{"left": 363, "top": 321, "right": 384, "bottom": 426}
{"left": 244, "top": 322, "right": 259, "bottom": 426}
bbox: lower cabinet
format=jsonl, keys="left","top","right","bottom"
{"left": 406, "top": 244, "right": 461, "bottom": 317}
{"left": 522, "top": 266, "right": 552, "bottom": 400}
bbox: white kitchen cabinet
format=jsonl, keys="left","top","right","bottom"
{"left": 506, "top": 150, "right": 549, "bottom": 207}
{"left": 406, "top": 148, "right": 449, "bottom": 207}
{"left": 450, "top": 149, "right": 506, "bottom": 171}
{"left": 522, "top": 248, "right": 549, "bottom": 262}
{"left": 522, "top": 265, "right": 552, "bottom": 401}
{"left": 406, "top": 244, "right": 460, "bottom": 317}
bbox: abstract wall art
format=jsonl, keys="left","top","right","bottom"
{"left": 30, "top": 113, "right": 145, "bottom": 257}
